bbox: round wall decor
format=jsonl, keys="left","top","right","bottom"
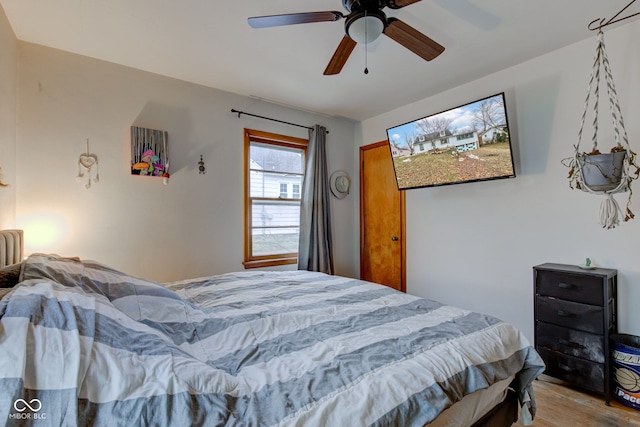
{"left": 330, "top": 170, "right": 350, "bottom": 199}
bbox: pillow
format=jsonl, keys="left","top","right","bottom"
{"left": 0, "top": 262, "right": 22, "bottom": 288}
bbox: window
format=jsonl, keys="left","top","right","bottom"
{"left": 244, "top": 129, "right": 307, "bottom": 268}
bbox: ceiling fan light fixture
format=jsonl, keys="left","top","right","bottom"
{"left": 346, "top": 12, "right": 385, "bottom": 44}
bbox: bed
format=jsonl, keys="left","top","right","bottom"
{"left": 0, "top": 231, "right": 544, "bottom": 426}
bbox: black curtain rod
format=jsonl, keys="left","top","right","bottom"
{"left": 231, "top": 109, "right": 328, "bottom": 133}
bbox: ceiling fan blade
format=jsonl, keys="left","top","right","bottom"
{"left": 324, "top": 36, "right": 357, "bottom": 75}
{"left": 386, "top": 0, "right": 423, "bottom": 9}
{"left": 383, "top": 18, "right": 445, "bottom": 61}
{"left": 248, "top": 11, "right": 343, "bottom": 29}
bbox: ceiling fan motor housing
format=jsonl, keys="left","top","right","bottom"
{"left": 342, "top": 0, "right": 409, "bottom": 12}
{"left": 343, "top": 0, "right": 388, "bottom": 43}
{"left": 342, "top": 0, "right": 388, "bottom": 13}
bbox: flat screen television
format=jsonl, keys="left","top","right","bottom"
{"left": 385, "top": 92, "right": 516, "bottom": 190}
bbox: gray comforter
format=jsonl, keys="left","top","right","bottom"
{"left": 0, "top": 254, "right": 544, "bottom": 426}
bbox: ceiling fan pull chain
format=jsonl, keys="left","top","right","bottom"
{"left": 364, "top": 52, "right": 369, "bottom": 74}
{"left": 364, "top": 9, "right": 369, "bottom": 74}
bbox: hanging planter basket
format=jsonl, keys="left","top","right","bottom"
{"left": 564, "top": 30, "right": 640, "bottom": 229}
{"left": 577, "top": 149, "right": 626, "bottom": 191}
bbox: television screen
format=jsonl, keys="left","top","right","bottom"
{"left": 386, "top": 92, "right": 516, "bottom": 190}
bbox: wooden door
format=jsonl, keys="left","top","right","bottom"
{"left": 360, "top": 141, "right": 405, "bottom": 292}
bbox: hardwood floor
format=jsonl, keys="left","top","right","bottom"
{"left": 518, "top": 376, "right": 640, "bottom": 427}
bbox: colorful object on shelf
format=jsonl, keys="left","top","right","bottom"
{"left": 132, "top": 162, "right": 148, "bottom": 170}
{"left": 131, "top": 126, "right": 169, "bottom": 178}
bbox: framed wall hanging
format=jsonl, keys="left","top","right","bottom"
{"left": 130, "top": 126, "right": 169, "bottom": 179}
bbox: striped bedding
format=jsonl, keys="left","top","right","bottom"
{"left": 0, "top": 254, "right": 544, "bottom": 426}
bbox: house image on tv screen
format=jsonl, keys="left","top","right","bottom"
{"left": 410, "top": 129, "right": 480, "bottom": 154}
{"left": 385, "top": 92, "right": 516, "bottom": 190}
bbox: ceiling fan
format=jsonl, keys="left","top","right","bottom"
{"left": 248, "top": 0, "right": 445, "bottom": 75}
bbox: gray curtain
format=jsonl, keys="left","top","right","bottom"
{"left": 298, "top": 125, "right": 333, "bottom": 274}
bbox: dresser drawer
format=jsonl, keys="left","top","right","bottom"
{"left": 535, "top": 322, "right": 605, "bottom": 363}
{"left": 533, "top": 264, "right": 617, "bottom": 402}
{"left": 535, "top": 296, "right": 603, "bottom": 334}
{"left": 537, "top": 347, "right": 605, "bottom": 394}
{"left": 536, "top": 269, "right": 604, "bottom": 305}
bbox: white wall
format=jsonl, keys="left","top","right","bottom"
{"left": 15, "top": 42, "right": 358, "bottom": 282}
{"left": 359, "top": 22, "right": 640, "bottom": 342}
{"left": 0, "top": 4, "right": 16, "bottom": 228}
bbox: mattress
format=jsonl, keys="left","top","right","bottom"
{"left": 428, "top": 375, "right": 514, "bottom": 426}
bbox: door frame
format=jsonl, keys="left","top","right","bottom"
{"left": 359, "top": 140, "right": 406, "bottom": 292}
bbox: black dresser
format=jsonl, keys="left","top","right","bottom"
{"left": 533, "top": 263, "right": 617, "bottom": 404}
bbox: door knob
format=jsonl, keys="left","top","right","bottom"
{"left": 391, "top": 236, "right": 399, "bottom": 241}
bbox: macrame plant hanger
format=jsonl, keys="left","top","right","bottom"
{"left": 567, "top": 28, "right": 639, "bottom": 229}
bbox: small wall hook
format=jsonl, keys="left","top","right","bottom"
{"left": 198, "top": 155, "right": 206, "bottom": 174}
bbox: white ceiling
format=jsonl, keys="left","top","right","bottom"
{"left": 1, "top": 0, "right": 638, "bottom": 121}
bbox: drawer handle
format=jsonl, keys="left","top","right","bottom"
{"left": 558, "top": 363, "right": 574, "bottom": 372}
{"left": 557, "top": 282, "right": 578, "bottom": 290}
{"left": 558, "top": 339, "right": 584, "bottom": 349}
{"left": 557, "top": 310, "right": 577, "bottom": 318}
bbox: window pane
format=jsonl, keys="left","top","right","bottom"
{"left": 252, "top": 228, "right": 299, "bottom": 256}
{"left": 250, "top": 143, "right": 304, "bottom": 199}
{"left": 251, "top": 200, "right": 300, "bottom": 228}
{"left": 250, "top": 171, "right": 303, "bottom": 198}
{"left": 250, "top": 143, "right": 304, "bottom": 174}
